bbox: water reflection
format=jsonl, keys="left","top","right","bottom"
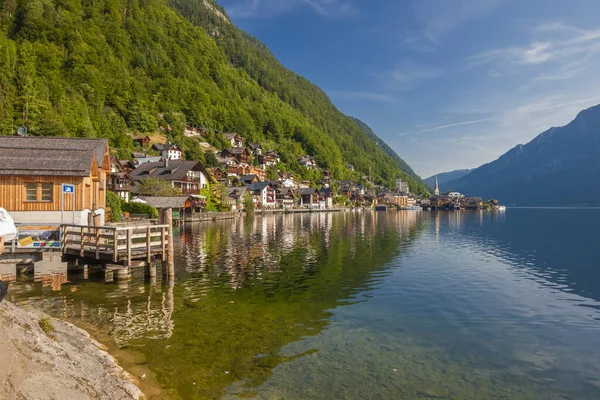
{"left": 8, "top": 212, "right": 426, "bottom": 399}
{"left": 8, "top": 209, "right": 600, "bottom": 399}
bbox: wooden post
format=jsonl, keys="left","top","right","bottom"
{"left": 79, "top": 227, "right": 85, "bottom": 258}
{"left": 112, "top": 229, "right": 118, "bottom": 263}
{"left": 126, "top": 228, "right": 132, "bottom": 266}
{"left": 95, "top": 227, "right": 100, "bottom": 260}
{"left": 146, "top": 226, "right": 152, "bottom": 264}
{"left": 165, "top": 208, "right": 174, "bottom": 278}
{"left": 161, "top": 226, "right": 166, "bottom": 262}
{"left": 60, "top": 226, "right": 66, "bottom": 255}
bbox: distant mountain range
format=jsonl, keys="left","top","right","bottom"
{"left": 424, "top": 169, "right": 473, "bottom": 192}
{"left": 445, "top": 104, "right": 600, "bottom": 206}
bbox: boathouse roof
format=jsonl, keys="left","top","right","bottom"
{"left": 0, "top": 136, "right": 109, "bottom": 168}
{"left": 0, "top": 147, "right": 96, "bottom": 176}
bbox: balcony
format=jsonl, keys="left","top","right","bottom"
{"left": 181, "top": 188, "right": 200, "bottom": 195}
{"left": 107, "top": 182, "right": 132, "bottom": 191}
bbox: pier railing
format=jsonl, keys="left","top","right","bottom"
{"left": 61, "top": 224, "right": 170, "bottom": 265}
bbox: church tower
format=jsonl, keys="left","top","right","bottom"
{"left": 434, "top": 175, "right": 440, "bottom": 196}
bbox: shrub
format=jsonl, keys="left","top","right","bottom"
{"left": 106, "top": 191, "right": 122, "bottom": 222}
{"left": 121, "top": 201, "right": 159, "bottom": 218}
{"left": 39, "top": 318, "right": 56, "bottom": 340}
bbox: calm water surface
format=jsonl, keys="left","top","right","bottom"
{"left": 7, "top": 209, "right": 600, "bottom": 399}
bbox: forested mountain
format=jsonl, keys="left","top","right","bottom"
{"left": 447, "top": 104, "right": 600, "bottom": 205}
{"left": 424, "top": 169, "right": 473, "bottom": 192}
{"left": 0, "top": 0, "right": 426, "bottom": 192}
{"left": 351, "top": 118, "right": 422, "bottom": 183}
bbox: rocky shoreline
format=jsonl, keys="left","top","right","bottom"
{"left": 0, "top": 300, "right": 143, "bottom": 400}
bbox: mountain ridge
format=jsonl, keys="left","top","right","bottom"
{"left": 446, "top": 104, "right": 600, "bottom": 205}
{"left": 424, "top": 169, "right": 473, "bottom": 192}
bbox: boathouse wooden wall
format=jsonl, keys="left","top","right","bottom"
{"left": 0, "top": 172, "right": 107, "bottom": 212}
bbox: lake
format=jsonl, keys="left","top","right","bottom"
{"left": 7, "top": 209, "right": 600, "bottom": 399}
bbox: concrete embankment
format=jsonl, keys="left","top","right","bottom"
{"left": 0, "top": 300, "right": 143, "bottom": 400}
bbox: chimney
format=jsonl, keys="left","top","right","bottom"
{"left": 163, "top": 158, "right": 169, "bottom": 168}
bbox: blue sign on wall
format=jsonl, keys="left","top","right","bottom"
{"left": 62, "top": 184, "right": 75, "bottom": 193}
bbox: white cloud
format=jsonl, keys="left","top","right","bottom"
{"left": 468, "top": 24, "right": 600, "bottom": 77}
{"left": 328, "top": 90, "right": 395, "bottom": 102}
{"left": 371, "top": 61, "right": 441, "bottom": 91}
{"left": 397, "top": 118, "right": 492, "bottom": 136}
{"left": 410, "top": 0, "right": 504, "bottom": 45}
{"left": 222, "top": 0, "right": 357, "bottom": 19}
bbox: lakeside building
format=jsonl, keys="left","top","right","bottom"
{"left": 0, "top": 136, "right": 110, "bottom": 224}
{"left": 129, "top": 160, "right": 213, "bottom": 195}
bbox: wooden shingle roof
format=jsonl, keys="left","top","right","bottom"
{"left": 0, "top": 136, "right": 109, "bottom": 168}
{"left": 0, "top": 147, "right": 95, "bottom": 176}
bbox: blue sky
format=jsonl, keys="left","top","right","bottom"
{"left": 219, "top": 0, "right": 600, "bottom": 178}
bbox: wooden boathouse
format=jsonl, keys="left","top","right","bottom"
{"left": 0, "top": 136, "right": 111, "bottom": 225}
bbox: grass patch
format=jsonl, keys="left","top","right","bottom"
{"left": 39, "top": 318, "right": 56, "bottom": 340}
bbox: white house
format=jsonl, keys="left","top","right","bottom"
{"left": 152, "top": 143, "right": 182, "bottom": 160}
{"left": 246, "top": 182, "right": 276, "bottom": 208}
{"left": 224, "top": 133, "right": 244, "bottom": 148}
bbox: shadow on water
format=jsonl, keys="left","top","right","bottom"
{"left": 7, "top": 211, "right": 427, "bottom": 399}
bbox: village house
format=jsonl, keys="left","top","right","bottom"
{"left": 133, "top": 196, "right": 204, "bottom": 218}
{"left": 130, "top": 160, "right": 213, "bottom": 195}
{"left": 152, "top": 143, "right": 183, "bottom": 160}
{"left": 224, "top": 187, "right": 248, "bottom": 211}
{"left": 132, "top": 156, "right": 163, "bottom": 168}
{"left": 246, "top": 182, "right": 276, "bottom": 208}
{"left": 208, "top": 167, "right": 229, "bottom": 184}
{"left": 108, "top": 157, "right": 133, "bottom": 202}
{"left": 133, "top": 135, "right": 151, "bottom": 148}
{"left": 265, "top": 150, "right": 280, "bottom": 162}
{"left": 277, "top": 172, "right": 295, "bottom": 188}
{"left": 298, "top": 188, "right": 319, "bottom": 208}
{"left": 119, "top": 159, "right": 135, "bottom": 174}
{"left": 396, "top": 177, "right": 410, "bottom": 195}
{"left": 0, "top": 136, "right": 110, "bottom": 224}
{"left": 248, "top": 142, "right": 262, "bottom": 156}
{"left": 217, "top": 156, "right": 238, "bottom": 174}
{"left": 240, "top": 174, "right": 259, "bottom": 185}
{"left": 298, "top": 156, "right": 317, "bottom": 169}
{"left": 221, "top": 147, "right": 249, "bottom": 164}
{"left": 257, "top": 154, "right": 278, "bottom": 170}
{"left": 224, "top": 133, "right": 244, "bottom": 148}
{"left": 319, "top": 187, "right": 334, "bottom": 209}
{"left": 276, "top": 187, "right": 295, "bottom": 209}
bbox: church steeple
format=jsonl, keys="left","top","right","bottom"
{"left": 434, "top": 175, "right": 440, "bottom": 196}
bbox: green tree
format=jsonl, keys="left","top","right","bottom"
{"left": 136, "top": 178, "right": 181, "bottom": 196}
{"left": 204, "top": 150, "right": 218, "bottom": 167}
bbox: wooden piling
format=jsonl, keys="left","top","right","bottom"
{"left": 160, "top": 208, "right": 175, "bottom": 278}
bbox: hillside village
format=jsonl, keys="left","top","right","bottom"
{"left": 111, "top": 128, "right": 422, "bottom": 214}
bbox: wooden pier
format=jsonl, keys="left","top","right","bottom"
{"left": 61, "top": 224, "right": 170, "bottom": 266}
{"left": 2, "top": 209, "right": 176, "bottom": 282}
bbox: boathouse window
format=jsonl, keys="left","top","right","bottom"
{"left": 25, "top": 183, "right": 53, "bottom": 202}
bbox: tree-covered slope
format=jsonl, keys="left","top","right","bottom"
{"left": 0, "top": 0, "right": 425, "bottom": 191}
{"left": 351, "top": 118, "right": 423, "bottom": 183}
